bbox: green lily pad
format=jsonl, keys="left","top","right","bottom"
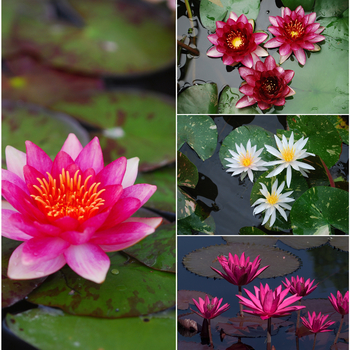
{"left": 278, "top": 237, "right": 329, "bottom": 249}
{"left": 178, "top": 152, "right": 199, "bottom": 188}
{"left": 177, "top": 84, "right": 218, "bottom": 114}
{"left": 14, "top": 0, "right": 174, "bottom": 76}
{"left": 325, "top": 115, "right": 349, "bottom": 145}
{"left": 177, "top": 115, "right": 217, "bottom": 161}
{"left": 2, "top": 237, "right": 47, "bottom": 308}
{"left": 238, "top": 227, "right": 267, "bottom": 235}
{"left": 123, "top": 223, "right": 175, "bottom": 273}
{"left": 182, "top": 243, "right": 300, "bottom": 279}
{"left": 290, "top": 186, "right": 349, "bottom": 235}
{"left": 2, "top": 100, "right": 89, "bottom": 168}
{"left": 177, "top": 187, "right": 196, "bottom": 220}
{"left": 318, "top": 11, "right": 349, "bottom": 42}
{"left": 199, "top": 0, "right": 260, "bottom": 32}
{"left": 328, "top": 236, "right": 349, "bottom": 251}
{"left": 136, "top": 165, "right": 175, "bottom": 213}
{"left": 281, "top": 0, "right": 314, "bottom": 12}
{"left": 6, "top": 307, "right": 175, "bottom": 350}
{"left": 27, "top": 252, "right": 175, "bottom": 318}
{"left": 286, "top": 116, "right": 342, "bottom": 168}
{"left": 51, "top": 90, "right": 175, "bottom": 171}
{"left": 314, "top": 0, "right": 348, "bottom": 18}
{"left": 224, "top": 236, "right": 278, "bottom": 245}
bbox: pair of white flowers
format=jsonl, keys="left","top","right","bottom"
{"left": 225, "top": 132, "right": 315, "bottom": 227}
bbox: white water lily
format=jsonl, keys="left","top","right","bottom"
{"left": 265, "top": 132, "right": 315, "bottom": 187}
{"left": 225, "top": 140, "right": 269, "bottom": 182}
{"left": 252, "top": 179, "right": 295, "bottom": 227}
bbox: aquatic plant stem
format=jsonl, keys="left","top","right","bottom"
{"left": 334, "top": 314, "right": 344, "bottom": 344}
{"left": 267, "top": 318, "right": 272, "bottom": 350}
{"left": 177, "top": 40, "right": 199, "bottom": 56}
{"left": 312, "top": 333, "right": 317, "bottom": 350}
{"left": 184, "top": 0, "right": 193, "bottom": 20}
{"left": 208, "top": 319, "right": 213, "bottom": 347}
{"left": 238, "top": 286, "right": 243, "bottom": 317}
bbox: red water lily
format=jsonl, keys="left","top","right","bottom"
{"left": 2, "top": 134, "right": 162, "bottom": 283}
{"left": 236, "top": 55, "right": 295, "bottom": 110}
{"left": 207, "top": 12, "right": 268, "bottom": 68}
{"left": 191, "top": 295, "right": 230, "bottom": 320}
{"left": 264, "top": 6, "right": 325, "bottom": 65}
{"left": 282, "top": 276, "right": 318, "bottom": 297}
{"left": 329, "top": 290, "right": 349, "bottom": 315}
{"left": 301, "top": 311, "right": 335, "bottom": 333}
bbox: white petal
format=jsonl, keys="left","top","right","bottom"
{"left": 286, "top": 166, "right": 292, "bottom": 188}
{"left": 122, "top": 157, "right": 139, "bottom": 188}
{"left": 6, "top": 146, "right": 26, "bottom": 181}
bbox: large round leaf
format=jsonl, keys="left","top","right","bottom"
{"left": 177, "top": 187, "right": 197, "bottom": 220}
{"left": 200, "top": 0, "right": 260, "bottom": 32}
{"left": 318, "top": 11, "right": 349, "bottom": 42}
{"left": 325, "top": 115, "right": 349, "bottom": 145}
{"left": 13, "top": 0, "right": 174, "bottom": 76}
{"left": 314, "top": 0, "right": 348, "bottom": 18}
{"left": 290, "top": 186, "right": 349, "bottom": 235}
{"left": 178, "top": 152, "right": 199, "bottom": 188}
{"left": 6, "top": 307, "right": 175, "bottom": 350}
{"left": 27, "top": 252, "right": 175, "bottom": 318}
{"left": 177, "top": 115, "right": 218, "bottom": 161}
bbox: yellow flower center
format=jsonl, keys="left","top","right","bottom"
{"left": 267, "top": 192, "right": 279, "bottom": 205}
{"left": 281, "top": 146, "right": 295, "bottom": 162}
{"left": 226, "top": 30, "right": 246, "bottom": 49}
{"left": 284, "top": 20, "right": 305, "bottom": 40}
{"left": 31, "top": 169, "right": 105, "bottom": 223}
{"left": 241, "top": 154, "right": 253, "bottom": 167}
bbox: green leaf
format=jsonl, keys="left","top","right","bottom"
{"left": 200, "top": 0, "right": 260, "bottom": 32}
{"left": 177, "top": 84, "right": 218, "bottom": 114}
{"left": 239, "top": 227, "right": 267, "bottom": 235}
{"left": 286, "top": 116, "right": 342, "bottom": 168}
{"left": 290, "top": 186, "right": 349, "bottom": 235}
{"left": 318, "top": 10, "right": 349, "bottom": 42}
{"left": 178, "top": 151, "right": 199, "bottom": 188}
{"left": 27, "top": 252, "right": 175, "bottom": 318}
{"left": 325, "top": 115, "right": 349, "bottom": 145}
{"left": 177, "top": 115, "right": 218, "bottom": 160}
{"left": 314, "top": 0, "right": 348, "bottom": 18}
{"left": 177, "top": 187, "right": 196, "bottom": 220}
{"left": 281, "top": 0, "right": 314, "bottom": 11}
{"left": 124, "top": 223, "right": 175, "bottom": 273}
{"left": 6, "top": 307, "right": 175, "bottom": 350}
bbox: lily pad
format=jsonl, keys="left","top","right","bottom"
{"left": 314, "top": 0, "right": 348, "bottom": 18}
{"left": 178, "top": 152, "right": 199, "bottom": 188}
{"left": 177, "top": 115, "right": 218, "bottom": 161}
{"left": 290, "top": 186, "right": 349, "bottom": 235}
{"left": 2, "top": 237, "right": 47, "bottom": 308}
{"left": 224, "top": 236, "right": 277, "bottom": 245}
{"left": 177, "top": 187, "right": 197, "bottom": 220}
{"left": 182, "top": 243, "right": 300, "bottom": 279}
{"left": 13, "top": 0, "right": 175, "bottom": 76}
{"left": 2, "top": 100, "right": 89, "bottom": 168}
{"left": 177, "top": 84, "right": 218, "bottom": 114}
{"left": 318, "top": 11, "right": 349, "bottom": 42}
{"left": 328, "top": 236, "right": 349, "bottom": 251}
{"left": 6, "top": 307, "right": 175, "bottom": 350}
{"left": 177, "top": 290, "right": 214, "bottom": 310}
{"left": 325, "top": 115, "right": 349, "bottom": 145}
{"left": 27, "top": 252, "right": 175, "bottom": 318}
{"left": 278, "top": 237, "right": 329, "bottom": 250}
{"left": 281, "top": 0, "right": 314, "bottom": 12}
{"left": 286, "top": 116, "right": 342, "bottom": 168}
{"left": 123, "top": 223, "right": 175, "bottom": 273}
{"left": 199, "top": 0, "right": 261, "bottom": 32}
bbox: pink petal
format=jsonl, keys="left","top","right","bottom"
{"left": 216, "top": 21, "right": 226, "bottom": 29}
{"left": 207, "top": 46, "right": 224, "bottom": 58}
{"left": 264, "top": 55, "right": 276, "bottom": 70}
{"left": 268, "top": 26, "right": 282, "bottom": 36}
{"left": 222, "top": 55, "right": 235, "bottom": 66}
{"left": 23, "top": 164, "right": 46, "bottom": 195}
{"left": 64, "top": 243, "right": 110, "bottom": 283}
{"left": 8, "top": 243, "right": 66, "bottom": 280}
{"left": 269, "top": 16, "right": 278, "bottom": 27}
{"left": 239, "top": 67, "right": 255, "bottom": 80}
{"left": 22, "top": 237, "right": 70, "bottom": 265}
{"left": 274, "top": 98, "right": 286, "bottom": 106}
{"left": 60, "top": 226, "right": 96, "bottom": 245}
{"left": 6, "top": 146, "right": 26, "bottom": 181}
{"left": 75, "top": 137, "right": 104, "bottom": 174}
{"left": 264, "top": 38, "right": 283, "bottom": 48}
{"left": 25, "top": 141, "right": 53, "bottom": 176}
{"left": 124, "top": 216, "right": 163, "bottom": 229}
{"left": 236, "top": 96, "right": 257, "bottom": 108}
{"left": 99, "top": 184, "right": 123, "bottom": 208}
{"left": 2, "top": 169, "right": 29, "bottom": 195}
{"left": 51, "top": 151, "right": 75, "bottom": 180}
{"left": 241, "top": 54, "right": 253, "bottom": 68}
{"left": 299, "top": 41, "right": 316, "bottom": 50}
{"left": 293, "top": 48, "right": 306, "bottom": 65}
{"left": 120, "top": 183, "right": 157, "bottom": 206}
{"left": 279, "top": 43, "right": 292, "bottom": 57}
{"left": 237, "top": 14, "right": 248, "bottom": 25}
{"left": 254, "top": 46, "right": 269, "bottom": 57}
{"left": 307, "top": 12, "right": 316, "bottom": 25}
{"left": 122, "top": 157, "right": 139, "bottom": 188}
{"left": 2, "top": 210, "right": 33, "bottom": 241}
{"left": 229, "top": 12, "right": 238, "bottom": 21}
{"left": 207, "top": 33, "right": 219, "bottom": 45}
{"left": 253, "top": 32, "right": 268, "bottom": 45}
{"left": 54, "top": 216, "right": 80, "bottom": 231}
{"left": 60, "top": 134, "right": 83, "bottom": 160}
{"left": 307, "top": 34, "right": 325, "bottom": 43}
{"left": 257, "top": 101, "right": 271, "bottom": 110}
{"left": 284, "top": 70, "right": 295, "bottom": 83}
{"left": 239, "top": 84, "right": 254, "bottom": 95}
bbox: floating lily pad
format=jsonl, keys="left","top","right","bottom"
{"left": 177, "top": 115, "right": 217, "bottom": 161}
{"left": 286, "top": 116, "right": 342, "bottom": 168}
{"left": 178, "top": 187, "right": 197, "bottom": 220}
{"left": 200, "top": 0, "right": 261, "bottom": 32}
{"left": 328, "top": 237, "right": 349, "bottom": 251}
{"left": 281, "top": 0, "right": 314, "bottom": 11}
{"left": 177, "top": 84, "right": 218, "bottom": 114}
{"left": 314, "top": 0, "right": 349, "bottom": 18}
{"left": 318, "top": 11, "right": 349, "bottom": 42}
{"left": 13, "top": 0, "right": 175, "bottom": 76}
{"left": 2, "top": 100, "right": 89, "bottom": 168}
{"left": 325, "top": 115, "right": 349, "bottom": 145}
{"left": 224, "top": 237, "right": 277, "bottom": 245}
{"left": 278, "top": 237, "right": 329, "bottom": 250}
{"left": 6, "top": 307, "right": 175, "bottom": 350}
{"left": 177, "top": 290, "right": 214, "bottom": 310}
{"left": 27, "top": 252, "right": 175, "bottom": 318}
{"left": 123, "top": 223, "right": 175, "bottom": 273}
{"left": 290, "top": 186, "right": 349, "bottom": 235}
{"left": 178, "top": 152, "right": 199, "bottom": 189}
{"left": 2, "top": 238, "right": 47, "bottom": 308}
{"left": 182, "top": 243, "right": 300, "bottom": 279}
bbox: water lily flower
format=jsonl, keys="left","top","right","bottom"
{"left": 264, "top": 6, "right": 325, "bottom": 65}
{"left": 301, "top": 311, "right": 335, "bottom": 333}
{"left": 191, "top": 295, "right": 230, "bottom": 320}
{"left": 237, "top": 283, "right": 305, "bottom": 320}
{"left": 2, "top": 134, "right": 162, "bottom": 283}
{"left": 265, "top": 132, "right": 315, "bottom": 188}
{"left": 283, "top": 276, "right": 318, "bottom": 297}
{"left": 211, "top": 252, "right": 269, "bottom": 287}
{"left": 207, "top": 12, "right": 268, "bottom": 68}
{"left": 236, "top": 55, "right": 295, "bottom": 111}
{"left": 225, "top": 140, "right": 269, "bottom": 182}
{"left": 252, "top": 179, "right": 294, "bottom": 227}
{"left": 329, "top": 290, "right": 349, "bottom": 315}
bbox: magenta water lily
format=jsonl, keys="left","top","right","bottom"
{"left": 264, "top": 6, "right": 325, "bottom": 65}
{"left": 207, "top": 12, "right": 268, "bottom": 68}
{"left": 2, "top": 134, "right": 162, "bottom": 283}
{"left": 283, "top": 276, "right": 318, "bottom": 297}
{"left": 191, "top": 295, "right": 230, "bottom": 320}
{"left": 301, "top": 311, "right": 335, "bottom": 333}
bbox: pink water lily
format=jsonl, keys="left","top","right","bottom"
{"left": 211, "top": 252, "right": 269, "bottom": 286}
{"left": 301, "top": 311, "right": 335, "bottom": 333}
{"left": 237, "top": 283, "right": 305, "bottom": 320}
{"left": 264, "top": 6, "right": 325, "bottom": 65}
{"left": 282, "top": 276, "right": 318, "bottom": 297}
{"left": 2, "top": 134, "right": 162, "bottom": 283}
{"left": 236, "top": 55, "right": 295, "bottom": 110}
{"left": 207, "top": 12, "right": 268, "bottom": 68}
{"left": 191, "top": 295, "right": 230, "bottom": 320}
{"left": 329, "top": 290, "right": 349, "bottom": 315}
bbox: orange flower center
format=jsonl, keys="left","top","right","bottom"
{"left": 31, "top": 169, "right": 105, "bottom": 223}
{"left": 227, "top": 30, "right": 246, "bottom": 49}
{"left": 284, "top": 20, "right": 305, "bottom": 40}
{"left": 281, "top": 146, "right": 295, "bottom": 162}
{"left": 241, "top": 154, "right": 253, "bottom": 167}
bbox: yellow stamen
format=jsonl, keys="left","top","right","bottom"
{"left": 281, "top": 147, "right": 295, "bottom": 162}
{"left": 241, "top": 154, "right": 253, "bottom": 167}
{"left": 267, "top": 192, "right": 279, "bottom": 205}
{"left": 232, "top": 37, "right": 243, "bottom": 48}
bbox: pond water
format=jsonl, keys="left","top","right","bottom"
{"left": 179, "top": 115, "right": 349, "bottom": 235}
{"left": 177, "top": 236, "right": 349, "bottom": 350}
